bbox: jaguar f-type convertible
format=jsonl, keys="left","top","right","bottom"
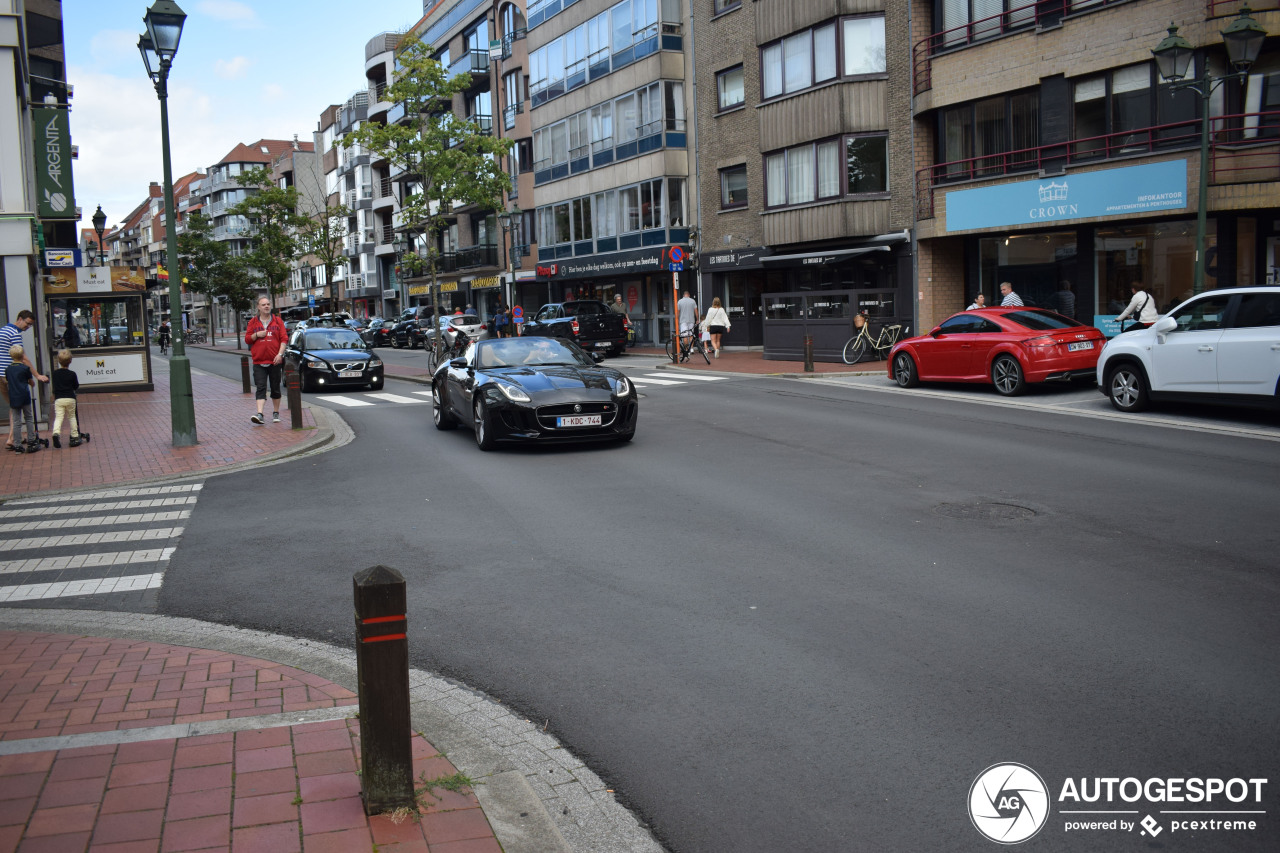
{"left": 431, "top": 336, "right": 637, "bottom": 450}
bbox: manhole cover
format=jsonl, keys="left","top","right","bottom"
{"left": 933, "top": 502, "right": 1036, "bottom": 521}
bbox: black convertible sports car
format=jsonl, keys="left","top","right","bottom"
{"left": 285, "top": 327, "right": 384, "bottom": 392}
{"left": 432, "top": 336, "right": 637, "bottom": 450}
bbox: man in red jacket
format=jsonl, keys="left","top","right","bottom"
{"left": 244, "top": 295, "right": 287, "bottom": 424}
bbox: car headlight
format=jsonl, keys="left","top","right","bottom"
{"left": 305, "top": 359, "right": 327, "bottom": 370}
{"left": 615, "top": 377, "right": 632, "bottom": 397}
{"left": 497, "top": 382, "right": 531, "bottom": 402}
{"left": 369, "top": 358, "right": 383, "bottom": 367}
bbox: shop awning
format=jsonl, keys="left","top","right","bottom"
{"left": 760, "top": 245, "right": 890, "bottom": 265}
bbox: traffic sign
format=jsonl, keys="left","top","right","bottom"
{"left": 308, "top": 295, "right": 316, "bottom": 308}
{"left": 512, "top": 305, "right": 524, "bottom": 321}
{"left": 669, "top": 246, "right": 685, "bottom": 265}
{"left": 670, "top": 263, "right": 683, "bottom": 271}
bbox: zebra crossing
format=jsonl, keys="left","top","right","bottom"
{"left": 317, "top": 374, "right": 727, "bottom": 408}
{"left": 0, "top": 483, "right": 200, "bottom": 607}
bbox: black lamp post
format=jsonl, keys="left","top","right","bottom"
{"left": 1152, "top": 6, "right": 1267, "bottom": 295}
{"left": 498, "top": 206, "right": 521, "bottom": 309}
{"left": 139, "top": 0, "right": 196, "bottom": 446}
{"left": 91, "top": 205, "right": 107, "bottom": 266}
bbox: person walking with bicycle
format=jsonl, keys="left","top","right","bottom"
{"left": 676, "top": 290, "right": 699, "bottom": 362}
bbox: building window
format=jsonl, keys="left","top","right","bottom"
{"left": 1073, "top": 64, "right": 1157, "bottom": 158}
{"left": 938, "top": 1, "right": 1036, "bottom": 48}
{"left": 720, "top": 165, "right": 747, "bottom": 209}
{"left": 761, "top": 17, "right": 879, "bottom": 101}
{"left": 717, "top": 66, "right": 744, "bottom": 111}
{"left": 713, "top": 0, "right": 740, "bottom": 13}
{"left": 938, "top": 91, "right": 1038, "bottom": 180}
{"left": 765, "top": 135, "right": 888, "bottom": 208}
{"left": 846, "top": 135, "right": 888, "bottom": 194}
{"left": 843, "top": 16, "right": 886, "bottom": 76}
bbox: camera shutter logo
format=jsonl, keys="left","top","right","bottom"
{"left": 969, "top": 763, "right": 1050, "bottom": 844}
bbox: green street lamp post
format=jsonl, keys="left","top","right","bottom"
{"left": 138, "top": 0, "right": 197, "bottom": 447}
{"left": 91, "top": 205, "right": 106, "bottom": 266}
{"left": 498, "top": 206, "right": 521, "bottom": 311}
{"left": 1152, "top": 6, "right": 1267, "bottom": 295}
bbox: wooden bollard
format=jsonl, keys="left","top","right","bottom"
{"left": 803, "top": 334, "right": 815, "bottom": 372}
{"left": 285, "top": 361, "right": 303, "bottom": 429}
{"left": 240, "top": 356, "right": 251, "bottom": 394}
{"left": 353, "top": 565, "right": 415, "bottom": 814}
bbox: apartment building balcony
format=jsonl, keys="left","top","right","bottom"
{"left": 346, "top": 186, "right": 374, "bottom": 211}
{"left": 450, "top": 50, "right": 491, "bottom": 86}
{"left": 499, "top": 29, "right": 527, "bottom": 60}
{"left": 372, "top": 177, "right": 396, "bottom": 210}
{"left": 503, "top": 101, "right": 524, "bottom": 132}
{"left": 213, "top": 224, "right": 250, "bottom": 240}
{"left": 456, "top": 244, "right": 499, "bottom": 269}
{"left": 469, "top": 114, "right": 493, "bottom": 136}
{"left": 375, "top": 223, "right": 397, "bottom": 257}
{"left": 338, "top": 152, "right": 370, "bottom": 177}
{"left": 914, "top": 111, "right": 1280, "bottom": 220}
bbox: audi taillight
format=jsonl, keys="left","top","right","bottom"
{"left": 1025, "top": 335, "right": 1058, "bottom": 348}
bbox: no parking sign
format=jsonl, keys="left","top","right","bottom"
{"left": 669, "top": 246, "right": 684, "bottom": 271}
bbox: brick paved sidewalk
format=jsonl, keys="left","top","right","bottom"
{"left": 0, "top": 361, "right": 323, "bottom": 501}
{"left": 0, "top": 631, "right": 500, "bottom": 853}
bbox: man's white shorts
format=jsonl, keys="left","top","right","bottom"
{"left": 679, "top": 322, "right": 695, "bottom": 335}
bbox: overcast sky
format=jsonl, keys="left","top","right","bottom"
{"left": 63, "top": 0, "right": 427, "bottom": 232}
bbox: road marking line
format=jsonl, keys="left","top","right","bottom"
{"left": 633, "top": 377, "right": 685, "bottom": 386}
{"left": 0, "top": 511, "right": 191, "bottom": 533}
{"left": 0, "top": 572, "right": 165, "bottom": 603}
{"left": 4, "top": 484, "right": 202, "bottom": 506}
{"left": 0, "top": 547, "right": 176, "bottom": 575}
{"left": 322, "top": 395, "right": 376, "bottom": 407}
{"left": 411, "top": 390, "right": 434, "bottom": 397}
{"left": 0, "top": 497, "right": 197, "bottom": 519}
{"left": 655, "top": 374, "right": 726, "bottom": 382}
{"left": 364, "top": 393, "right": 422, "bottom": 404}
{"left": 0, "top": 527, "right": 185, "bottom": 552}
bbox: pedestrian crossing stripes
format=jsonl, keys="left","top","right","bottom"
{"left": 0, "top": 486, "right": 199, "bottom": 605}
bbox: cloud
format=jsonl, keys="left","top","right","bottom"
{"left": 87, "top": 31, "right": 141, "bottom": 72}
{"left": 195, "top": 0, "right": 261, "bottom": 28}
{"left": 213, "top": 56, "right": 252, "bottom": 79}
{"left": 261, "top": 83, "right": 287, "bottom": 104}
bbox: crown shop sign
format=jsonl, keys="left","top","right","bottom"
{"left": 945, "top": 159, "right": 1187, "bottom": 232}
{"left": 34, "top": 108, "right": 77, "bottom": 219}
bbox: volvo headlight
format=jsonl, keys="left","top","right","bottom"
{"left": 497, "top": 382, "right": 531, "bottom": 402}
{"left": 369, "top": 358, "right": 383, "bottom": 367}
{"left": 305, "top": 359, "right": 327, "bottom": 370}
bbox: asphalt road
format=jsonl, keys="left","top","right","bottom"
{"left": 169, "top": 348, "right": 1280, "bottom": 851}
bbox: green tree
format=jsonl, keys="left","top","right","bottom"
{"left": 177, "top": 210, "right": 229, "bottom": 340}
{"left": 342, "top": 35, "right": 512, "bottom": 357}
{"left": 296, "top": 195, "right": 351, "bottom": 315}
{"left": 231, "top": 166, "right": 305, "bottom": 308}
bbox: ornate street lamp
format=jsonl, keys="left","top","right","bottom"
{"left": 1152, "top": 7, "right": 1267, "bottom": 294}
{"left": 498, "top": 206, "right": 521, "bottom": 310}
{"left": 91, "top": 205, "right": 107, "bottom": 266}
{"left": 139, "top": 0, "right": 196, "bottom": 446}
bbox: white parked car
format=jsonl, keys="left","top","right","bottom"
{"left": 1097, "top": 286, "right": 1280, "bottom": 413}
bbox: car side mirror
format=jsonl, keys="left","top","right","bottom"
{"left": 450, "top": 357, "right": 467, "bottom": 369}
{"left": 1153, "top": 315, "right": 1176, "bottom": 336}
{"left": 929, "top": 326, "right": 943, "bottom": 337}
{"left": 590, "top": 352, "right": 604, "bottom": 363}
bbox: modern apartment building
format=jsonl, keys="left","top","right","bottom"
{"left": 525, "top": 0, "right": 694, "bottom": 345}
{"left": 693, "top": 0, "right": 913, "bottom": 359}
{"left": 911, "top": 0, "right": 1280, "bottom": 333}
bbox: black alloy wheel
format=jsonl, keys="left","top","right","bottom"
{"left": 893, "top": 352, "right": 919, "bottom": 388}
{"left": 991, "top": 355, "right": 1027, "bottom": 397}
{"left": 473, "top": 396, "right": 497, "bottom": 451}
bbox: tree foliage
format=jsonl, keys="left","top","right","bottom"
{"left": 295, "top": 195, "right": 350, "bottom": 312}
{"left": 342, "top": 35, "right": 512, "bottom": 337}
{"left": 230, "top": 166, "right": 305, "bottom": 304}
{"left": 178, "top": 210, "right": 257, "bottom": 346}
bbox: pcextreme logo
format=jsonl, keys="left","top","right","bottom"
{"left": 969, "top": 764, "right": 1270, "bottom": 845}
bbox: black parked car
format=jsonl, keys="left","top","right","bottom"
{"left": 391, "top": 318, "right": 427, "bottom": 349}
{"left": 286, "top": 327, "right": 384, "bottom": 392}
{"left": 362, "top": 319, "right": 396, "bottom": 348}
{"left": 432, "top": 336, "right": 637, "bottom": 451}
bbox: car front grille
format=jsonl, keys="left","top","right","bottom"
{"left": 328, "top": 362, "right": 364, "bottom": 372}
{"left": 535, "top": 401, "right": 617, "bottom": 429}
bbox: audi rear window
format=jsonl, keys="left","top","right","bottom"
{"left": 1003, "top": 310, "right": 1084, "bottom": 331}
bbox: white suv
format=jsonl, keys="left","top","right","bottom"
{"left": 1097, "top": 286, "right": 1280, "bottom": 413}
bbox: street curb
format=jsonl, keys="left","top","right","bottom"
{"left": 0, "top": 609, "right": 664, "bottom": 853}
{"left": 191, "top": 342, "right": 433, "bottom": 386}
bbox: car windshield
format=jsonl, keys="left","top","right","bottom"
{"left": 474, "top": 338, "right": 592, "bottom": 369}
{"left": 1003, "top": 310, "right": 1084, "bottom": 331}
{"left": 305, "top": 330, "right": 366, "bottom": 350}
{"left": 563, "top": 301, "right": 608, "bottom": 316}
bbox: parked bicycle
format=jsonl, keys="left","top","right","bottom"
{"left": 842, "top": 317, "right": 908, "bottom": 365}
{"left": 665, "top": 328, "right": 711, "bottom": 365}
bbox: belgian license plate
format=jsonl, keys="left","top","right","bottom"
{"left": 596, "top": 341, "right": 610, "bottom": 348}
{"left": 339, "top": 370, "right": 362, "bottom": 378}
{"left": 557, "top": 415, "right": 602, "bottom": 427}
{"left": 1068, "top": 341, "right": 1094, "bottom": 352}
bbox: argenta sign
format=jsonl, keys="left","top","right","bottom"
{"left": 34, "top": 108, "right": 77, "bottom": 219}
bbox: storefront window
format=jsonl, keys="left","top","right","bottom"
{"left": 50, "top": 297, "right": 146, "bottom": 348}
{"left": 978, "top": 231, "right": 1078, "bottom": 313}
{"left": 1094, "top": 220, "right": 1216, "bottom": 316}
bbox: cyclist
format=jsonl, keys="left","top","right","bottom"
{"left": 158, "top": 320, "right": 170, "bottom": 355}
